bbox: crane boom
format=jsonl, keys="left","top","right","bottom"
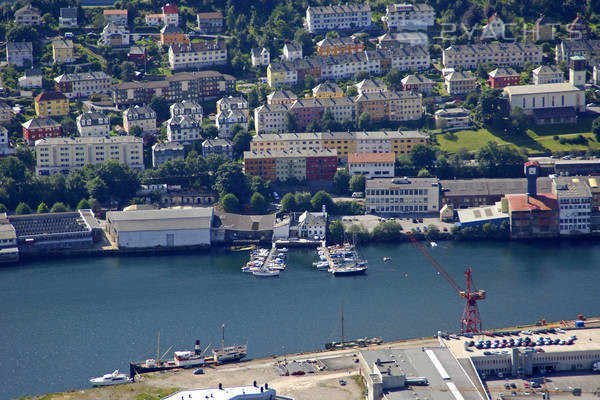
{"left": 407, "top": 233, "right": 485, "bottom": 333}
{"left": 407, "top": 234, "right": 463, "bottom": 293}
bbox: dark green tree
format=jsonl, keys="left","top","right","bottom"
{"left": 349, "top": 174, "right": 365, "bottom": 193}
{"left": 311, "top": 190, "right": 334, "bottom": 212}
{"left": 333, "top": 168, "right": 350, "bottom": 194}
{"left": 129, "top": 125, "right": 143, "bottom": 137}
{"left": 409, "top": 144, "right": 436, "bottom": 169}
{"left": 150, "top": 95, "right": 170, "bottom": 121}
{"left": 50, "top": 202, "right": 68, "bottom": 212}
{"left": 358, "top": 111, "right": 371, "bottom": 130}
{"left": 281, "top": 192, "right": 296, "bottom": 211}
{"left": 37, "top": 202, "right": 50, "bottom": 213}
{"left": 284, "top": 112, "right": 298, "bottom": 132}
{"left": 15, "top": 202, "right": 32, "bottom": 215}
{"left": 203, "top": 124, "right": 219, "bottom": 139}
{"left": 232, "top": 130, "right": 252, "bottom": 158}
{"left": 221, "top": 193, "right": 239, "bottom": 212}
{"left": 76, "top": 198, "right": 91, "bottom": 210}
{"left": 86, "top": 177, "right": 109, "bottom": 202}
{"left": 328, "top": 220, "right": 345, "bottom": 244}
{"left": 120, "top": 61, "right": 136, "bottom": 81}
{"left": 213, "top": 162, "right": 249, "bottom": 199}
{"left": 250, "top": 192, "right": 267, "bottom": 213}
{"left": 294, "top": 191, "right": 312, "bottom": 211}
{"left": 61, "top": 117, "right": 77, "bottom": 137}
{"left": 593, "top": 117, "right": 600, "bottom": 141}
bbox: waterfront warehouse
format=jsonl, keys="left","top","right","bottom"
{"left": 106, "top": 208, "right": 213, "bottom": 249}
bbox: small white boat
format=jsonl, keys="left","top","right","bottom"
{"left": 430, "top": 242, "right": 438, "bottom": 247}
{"left": 90, "top": 370, "right": 132, "bottom": 386}
{"left": 278, "top": 247, "right": 289, "bottom": 253}
{"left": 252, "top": 268, "right": 280, "bottom": 277}
{"left": 315, "top": 261, "right": 329, "bottom": 270}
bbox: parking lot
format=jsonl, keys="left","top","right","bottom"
{"left": 488, "top": 371, "right": 600, "bottom": 400}
{"left": 337, "top": 214, "right": 455, "bottom": 234}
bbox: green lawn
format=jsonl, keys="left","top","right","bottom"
{"left": 436, "top": 118, "right": 600, "bottom": 155}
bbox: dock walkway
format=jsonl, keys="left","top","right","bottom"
{"left": 318, "top": 243, "right": 337, "bottom": 271}
{"left": 262, "top": 244, "right": 279, "bottom": 268}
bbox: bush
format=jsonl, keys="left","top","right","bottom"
{"left": 221, "top": 193, "right": 239, "bottom": 213}
{"left": 15, "top": 202, "right": 32, "bottom": 215}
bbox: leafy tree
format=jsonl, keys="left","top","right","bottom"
{"left": 6, "top": 25, "right": 37, "bottom": 42}
{"left": 409, "top": 144, "right": 436, "bottom": 169}
{"left": 120, "top": 61, "right": 136, "bottom": 81}
{"left": 129, "top": 125, "right": 143, "bottom": 137}
{"left": 284, "top": 112, "right": 298, "bottom": 132}
{"left": 66, "top": 170, "right": 89, "bottom": 207}
{"left": 213, "top": 162, "right": 249, "bottom": 199}
{"left": 15, "top": 146, "right": 35, "bottom": 170}
{"left": 250, "top": 192, "right": 267, "bottom": 213}
{"left": 333, "top": 169, "right": 350, "bottom": 194}
{"left": 50, "top": 202, "right": 68, "bottom": 212}
{"left": 593, "top": 117, "right": 600, "bottom": 141}
{"left": 0, "top": 204, "right": 7, "bottom": 213}
{"left": 150, "top": 95, "right": 170, "bottom": 121}
{"left": 349, "top": 174, "right": 365, "bottom": 193}
{"left": 304, "top": 74, "right": 316, "bottom": 90}
{"left": 95, "top": 160, "right": 140, "bottom": 202}
{"left": 328, "top": 220, "right": 345, "bottom": 244}
{"left": 475, "top": 88, "right": 502, "bottom": 124}
{"left": 15, "top": 202, "right": 32, "bottom": 215}
{"left": 311, "top": 190, "right": 334, "bottom": 212}
{"left": 346, "top": 86, "right": 358, "bottom": 97}
{"left": 417, "top": 168, "right": 432, "bottom": 177}
{"left": 86, "top": 176, "right": 109, "bottom": 202}
{"left": 358, "top": 111, "right": 371, "bottom": 130}
{"left": 61, "top": 117, "right": 77, "bottom": 137}
{"left": 203, "top": 124, "right": 218, "bottom": 139}
{"left": 221, "top": 193, "right": 239, "bottom": 212}
{"left": 37, "top": 202, "right": 50, "bottom": 213}
{"left": 294, "top": 191, "right": 312, "bottom": 211}
{"left": 372, "top": 221, "right": 404, "bottom": 242}
{"left": 250, "top": 176, "right": 271, "bottom": 199}
{"left": 281, "top": 192, "right": 296, "bottom": 211}
{"left": 232, "top": 130, "right": 252, "bottom": 158}
{"left": 76, "top": 198, "right": 91, "bottom": 210}
{"left": 384, "top": 68, "right": 402, "bottom": 91}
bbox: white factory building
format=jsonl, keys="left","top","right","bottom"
{"left": 163, "top": 385, "right": 277, "bottom": 400}
{"left": 106, "top": 207, "right": 213, "bottom": 249}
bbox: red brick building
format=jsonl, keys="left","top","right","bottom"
{"left": 488, "top": 67, "right": 520, "bottom": 88}
{"left": 306, "top": 154, "right": 338, "bottom": 181}
{"left": 505, "top": 193, "right": 558, "bottom": 239}
{"left": 22, "top": 117, "right": 61, "bottom": 143}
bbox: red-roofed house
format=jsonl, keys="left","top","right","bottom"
{"left": 505, "top": 193, "right": 558, "bottom": 239}
{"left": 103, "top": 9, "right": 128, "bottom": 26}
{"left": 162, "top": 3, "right": 179, "bottom": 26}
{"left": 348, "top": 152, "right": 395, "bottom": 179}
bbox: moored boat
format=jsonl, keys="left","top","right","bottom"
{"left": 90, "top": 370, "right": 132, "bottom": 386}
{"left": 252, "top": 268, "right": 280, "bottom": 277}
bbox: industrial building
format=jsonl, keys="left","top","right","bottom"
{"left": 457, "top": 202, "right": 509, "bottom": 228}
{"left": 106, "top": 208, "right": 213, "bottom": 249}
{"left": 212, "top": 211, "right": 281, "bottom": 242}
{"left": 163, "top": 385, "right": 278, "bottom": 400}
{"left": 365, "top": 177, "right": 440, "bottom": 215}
{"left": 8, "top": 210, "right": 99, "bottom": 255}
{"left": 443, "top": 328, "right": 600, "bottom": 378}
{"left": 359, "top": 347, "right": 483, "bottom": 400}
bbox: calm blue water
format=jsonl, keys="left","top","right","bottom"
{"left": 1, "top": 241, "right": 599, "bottom": 399}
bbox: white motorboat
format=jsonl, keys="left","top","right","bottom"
{"left": 252, "top": 268, "right": 280, "bottom": 277}
{"left": 314, "top": 261, "right": 330, "bottom": 270}
{"left": 90, "top": 370, "right": 132, "bottom": 386}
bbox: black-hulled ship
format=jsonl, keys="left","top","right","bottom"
{"left": 324, "top": 304, "right": 382, "bottom": 350}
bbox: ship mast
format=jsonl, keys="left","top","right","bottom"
{"left": 221, "top": 324, "right": 225, "bottom": 350}
{"left": 156, "top": 331, "right": 160, "bottom": 362}
{"left": 341, "top": 302, "right": 345, "bottom": 343}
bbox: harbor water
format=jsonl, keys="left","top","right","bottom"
{"left": 1, "top": 240, "right": 599, "bottom": 399}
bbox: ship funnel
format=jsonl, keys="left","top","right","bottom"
{"left": 195, "top": 340, "right": 201, "bottom": 355}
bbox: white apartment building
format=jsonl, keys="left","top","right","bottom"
{"left": 0, "top": 126, "right": 13, "bottom": 156}
{"left": 319, "top": 52, "right": 381, "bottom": 80}
{"left": 365, "top": 177, "right": 440, "bottom": 215}
{"left": 254, "top": 103, "right": 290, "bottom": 133}
{"left": 76, "top": 111, "right": 110, "bottom": 137}
{"left": 383, "top": 3, "right": 435, "bottom": 31}
{"left": 306, "top": 3, "right": 372, "bottom": 33}
{"left": 348, "top": 152, "right": 395, "bottom": 179}
{"left": 532, "top": 65, "right": 564, "bottom": 85}
{"left": 216, "top": 110, "right": 248, "bottom": 138}
{"left": 251, "top": 47, "right": 270, "bottom": 67}
{"left": 98, "top": 23, "right": 130, "bottom": 46}
{"left": 503, "top": 83, "right": 585, "bottom": 124}
{"left": 54, "top": 72, "right": 112, "bottom": 99}
{"left": 124, "top": 105, "right": 157, "bottom": 133}
{"left": 35, "top": 136, "right": 144, "bottom": 175}
{"left": 444, "top": 71, "right": 477, "bottom": 95}
{"left": 443, "top": 42, "right": 542, "bottom": 69}
{"left": 217, "top": 96, "right": 249, "bottom": 116}
{"left": 553, "top": 177, "right": 592, "bottom": 235}
{"left": 167, "top": 115, "right": 202, "bottom": 143}
{"left": 434, "top": 107, "right": 472, "bottom": 130}
{"left": 354, "top": 78, "right": 389, "bottom": 95}
{"left": 18, "top": 68, "right": 43, "bottom": 89}
{"left": 170, "top": 100, "right": 203, "bottom": 120}
{"left": 283, "top": 43, "right": 302, "bottom": 61}
{"left": 168, "top": 40, "right": 227, "bottom": 70}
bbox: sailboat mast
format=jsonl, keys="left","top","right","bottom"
{"left": 341, "top": 303, "right": 345, "bottom": 343}
{"left": 221, "top": 324, "right": 225, "bottom": 350}
{"left": 156, "top": 331, "right": 160, "bottom": 362}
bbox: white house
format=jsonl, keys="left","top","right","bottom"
{"left": 106, "top": 208, "right": 213, "bottom": 249}
{"left": 481, "top": 13, "right": 505, "bottom": 40}
{"left": 76, "top": 111, "right": 110, "bottom": 137}
{"left": 0, "top": 126, "right": 14, "bottom": 156}
{"left": 59, "top": 8, "right": 78, "bottom": 27}
{"left": 297, "top": 210, "right": 327, "bottom": 239}
{"left": 532, "top": 65, "right": 564, "bottom": 85}
{"left": 348, "top": 152, "right": 395, "bottom": 179}
{"left": 18, "top": 68, "right": 43, "bottom": 89}
{"left": 170, "top": 100, "right": 203, "bottom": 120}
{"left": 166, "top": 115, "right": 202, "bottom": 143}
{"left": 251, "top": 47, "right": 270, "bottom": 67}
{"left": 216, "top": 110, "right": 248, "bottom": 138}
{"left": 283, "top": 43, "right": 302, "bottom": 61}
{"left": 98, "top": 23, "right": 130, "bottom": 46}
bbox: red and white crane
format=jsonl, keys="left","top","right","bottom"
{"left": 408, "top": 234, "right": 486, "bottom": 333}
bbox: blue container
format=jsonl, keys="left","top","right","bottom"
{"left": 575, "top": 320, "right": 585, "bottom": 328}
